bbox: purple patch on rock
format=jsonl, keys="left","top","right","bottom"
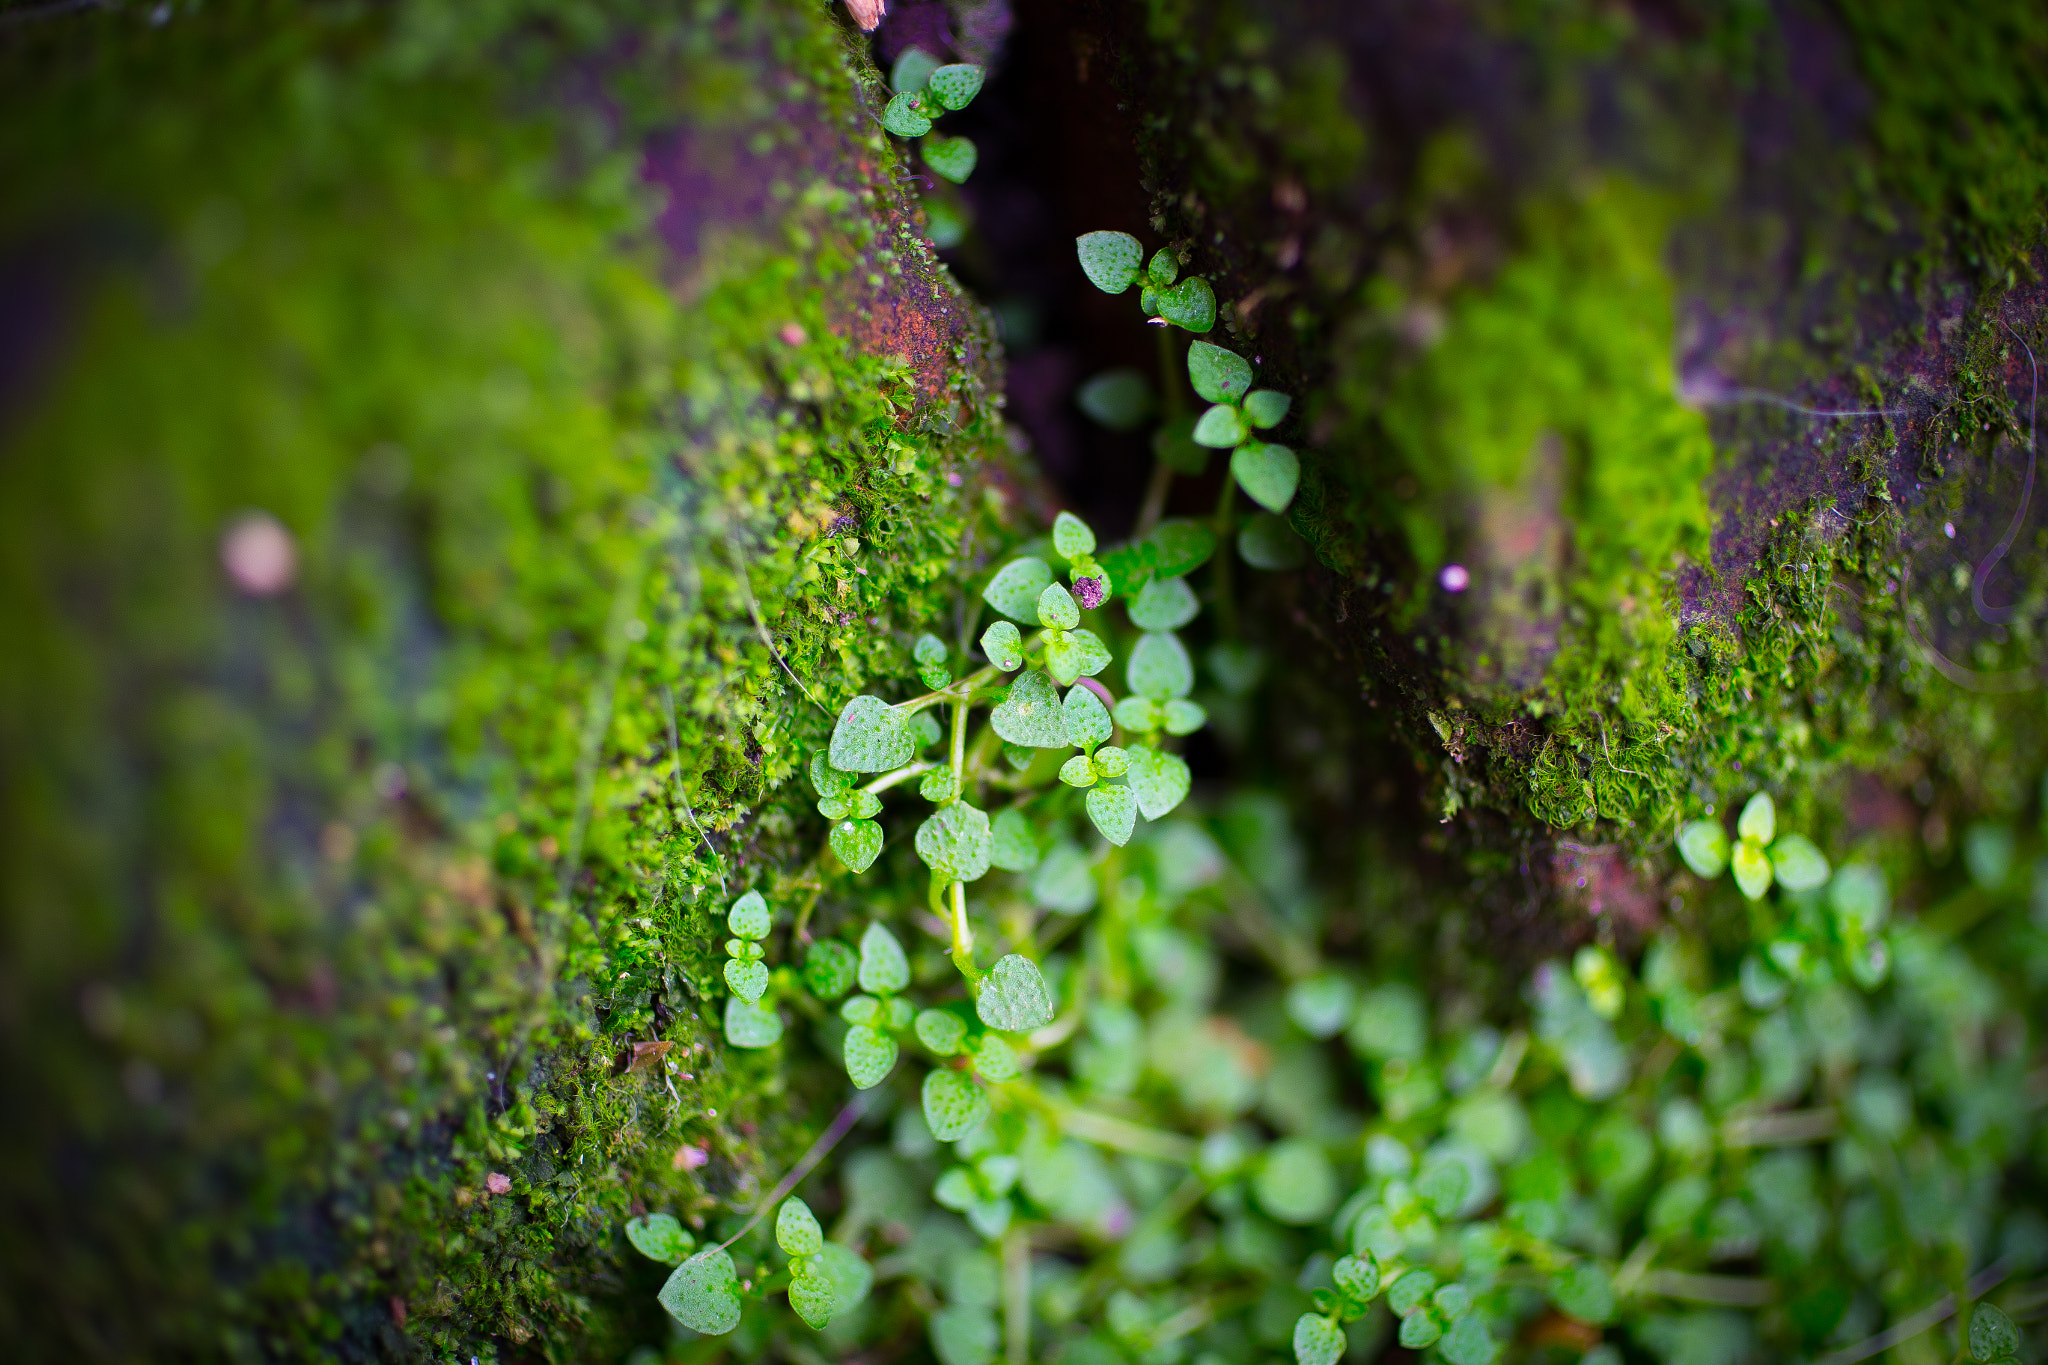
{"left": 1072, "top": 576, "right": 1106, "bottom": 609}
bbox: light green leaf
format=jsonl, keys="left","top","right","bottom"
{"left": 1438, "top": 1314, "right": 1498, "bottom": 1365}
{"left": 1238, "top": 512, "right": 1305, "bottom": 569}
{"left": 1388, "top": 1270, "right": 1440, "bottom": 1317}
{"left": 982, "top": 557, "right": 1055, "bottom": 622}
{"left": 988, "top": 808, "right": 1042, "bottom": 872}
{"left": 916, "top": 1008, "right": 968, "bottom": 1055}
{"left": 922, "top": 1067, "right": 991, "bottom": 1141}
{"left": 892, "top": 47, "right": 940, "bottom": 93}
{"left": 920, "top": 768, "right": 959, "bottom": 803}
{"left": 830, "top": 819, "right": 883, "bottom": 873}
{"left": 724, "top": 996, "right": 782, "bottom": 1049}
{"left": 802, "top": 940, "right": 857, "bottom": 999}
{"left": 1127, "top": 631, "right": 1194, "bottom": 700}
{"left": 1124, "top": 746, "right": 1190, "bottom": 821}
{"left": 1398, "top": 1312, "right": 1443, "bottom": 1350}
{"left": 1187, "top": 340, "right": 1254, "bottom": 404}
{"left": 1152, "top": 275, "right": 1216, "bottom": 332}
{"left": 971, "top": 1033, "right": 1020, "bottom": 1081}
{"left": 727, "top": 890, "right": 770, "bottom": 939}
{"left": 776, "top": 1197, "right": 823, "bottom": 1257}
{"left": 1052, "top": 511, "right": 1098, "bottom": 559}
{"left": 724, "top": 959, "right": 769, "bottom": 1003}
{"left": 1333, "top": 1252, "right": 1381, "bottom": 1306}
{"left": 912, "top": 710, "right": 944, "bottom": 747}
{"left": 626, "top": 1213, "right": 694, "bottom": 1265}
{"left": 1037, "top": 582, "right": 1079, "bottom": 630}
{"left": 926, "top": 63, "right": 985, "bottom": 110}
{"left": 1063, "top": 684, "right": 1113, "bottom": 749}
{"left": 858, "top": 922, "right": 911, "bottom": 995}
{"left": 977, "top": 952, "right": 1055, "bottom": 1032}
{"left": 659, "top": 1248, "right": 742, "bottom": 1334}
{"left": 787, "top": 1265, "right": 837, "bottom": 1329}
{"left": 1285, "top": 974, "right": 1357, "bottom": 1039}
{"left": 1737, "top": 791, "right": 1776, "bottom": 844}
{"left": 1114, "top": 696, "right": 1160, "bottom": 731}
{"left": 990, "top": 670, "right": 1067, "bottom": 747}
{"left": 829, "top": 695, "right": 915, "bottom": 773}
{"left": 810, "top": 752, "right": 854, "bottom": 798}
{"left": 980, "top": 619, "right": 1023, "bottom": 670}
{"left": 1193, "top": 403, "right": 1247, "bottom": 448}
{"left": 1770, "top": 833, "right": 1830, "bottom": 891}
{"left": 1076, "top": 230, "right": 1144, "bottom": 294}
{"left": 1086, "top": 783, "right": 1137, "bottom": 845}
{"left": 880, "top": 90, "right": 933, "bottom": 137}
{"left": 916, "top": 800, "right": 993, "bottom": 883}
{"left": 1256, "top": 1137, "right": 1338, "bottom": 1224}
{"left": 1043, "top": 629, "right": 1111, "bottom": 686}
{"left": 843, "top": 1025, "right": 899, "bottom": 1089}
{"left": 1550, "top": 1261, "right": 1615, "bottom": 1324}
{"left": 921, "top": 133, "right": 977, "bottom": 183}
{"left": 1058, "top": 754, "right": 1097, "bottom": 788}
{"left": 1731, "top": 839, "right": 1774, "bottom": 899}
{"left": 1676, "top": 819, "right": 1729, "bottom": 878}
{"left": 1147, "top": 247, "right": 1179, "bottom": 285}
{"left": 1090, "top": 745, "right": 1128, "bottom": 779}
{"left": 1231, "top": 440, "right": 1299, "bottom": 512}
{"left": 1293, "top": 1313, "right": 1345, "bottom": 1365}
{"left": 818, "top": 1242, "right": 873, "bottom": 1312}
{"left": 1243, "top": 388, "right": 1292, "bottom": 428}
{"left": 1829, "top": 863, "right": 1890, "bottom": 934}
{"left": 1128, "top": 576, "right": 1199, "bottom": 630}
{"left": 931, "top": 1305, "right": 999, "bottom": 1365}
{"left": 1162, "top": 698, "right": 1206, "bottom": 735}
{"left": 1030, "top": 841, "right": 1098, "bottom": 914}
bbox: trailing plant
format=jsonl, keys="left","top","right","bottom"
{"left": 883, "top": 47, "right": 986, "bottom": 185}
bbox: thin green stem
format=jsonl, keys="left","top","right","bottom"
{"left": 949, "top": 879, "right": 978, "bottom": 980}
{"left": 1002, "top": 1225, "right": 1031, "bottom": 1365}
{"left": 1212, "top": 472, "right": 1239, "bottom": 637}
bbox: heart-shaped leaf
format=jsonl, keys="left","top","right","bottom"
{"left": 1052, "top": 510, "right": 1097, "bottom": 559}
{"left": 1294, "top": 1313, "right": 1345, "bottom": 1365}
{"left": 991, "top": 670, "right": 1069, "bottom": 747}
{"left": 922, "top": 1067, "right": 991, "bottom": 1141}
{"left": 892, "top": 46, "right": 940, "bottom": 93}
{"left": 915, "top": 1007, "right": 969, "bottom": 1055}
{"left": 1437, "top": 1314, "right": 1495, "bottom": 1365}
{"left": 1243, "top": 389, "right": 1292, "bottom": 428}
{"left": 830, "top": 695, "right": 915, "bottom": 773}
{"left": 724, "top": 958, "right": 769, "bottom": 1003}
{"left": 880, "top": 90, "right": 933, "bottom": 137}
{"left": 982, "top": 557, "right": 1054, "bottom": 622}
{"left": 1086, "top": 783, "right": 1137, "bottom": 845}
{"left": 817, "top": 1243, "right": 873, "bottom": 1312}
{"left": 802, "top": 939, "right": 857, "bottom": 999}
{"left": 829, "top": 819, "right": 883, "bottom": 873}
{"left": 843, "top": 1025, "right": 898, "bottom": 1089}
{"left": 1058, "top": 754, "right": 1097, "bottom": 788}
{"left": 1125, "top": 746, "right": 1191, "bottom": 820}
{"left": 976, "top": 953, "right": 1055, "bottom": 1032}
{"left": 857, "top": 922, "right": 910, "bottom": 995}
{"left": 1333, "top": 1252, "right": 1381, "bottom": 1306}
{"left": 1044, "top": 629, "right": 1110, "bottom": 686}
{"left": 1239, "top": 512, "right": 1305, "bottom": 569}
{"left": 1076, "top": 230, "right": 1143, "bottom": 294}
{"left": 626, "top": 1212, "right": 694, "bottom": 1265}
{"left": 1037, "top": 582, "right": 1080, "bottom": 630}
{"left": 1162, "top": 698, "right": 1206, "bottom": 735}
{"left": 724, "top": 996, "right": 783, "bottom": 1049}
{"left": 926, "top": 63, "right": 985, "bottom": 110}
{"left": 809, "top": 752, "right": 854, "bottom": 798}
{"left": 1126, "top": 631, "right": 1194, "bottom": 700}
{"left": 1968, "top": 1303, "right": 2021, "bottom": 1362}
{"left": 776, "top": 1196, "right": 824, "bottom": 1258}
{"left": 659, "top": 1248, "right": 742, "bottom": 1335}
{"left": 1231, "top": 441, "right": 1300, "bottom": 512}
{"left": 1187, "top": 340, "right": 1254, "bottom": 403}
{"left": 727, "top": 890, "right": 770, "bottom": 939}
{"left": 1193, "top": 403, "right": 1248, "bottom": 448}
{"left": 788, "top": 1264, "right": 837, "bottom": 1329}
{"left": 1128, "top": 576, "right": 1199, "bottom": 631}
{"left": 988, "top": 807, "right": 1042, "bottom": 871}
{"left": 980, "top": 619, "right": 1023, "bottom": 670}
{"left": 1114, "top": 696, "right": 1160, "bottom": 731}
{"left": 916, "top": 800, "right": 993, "bottom": 883}
{"left": 1063, "top": 684, "right": 1113, "bottom": 749}
{"left": 921, "top": 133, "right": 977, "bottom": 183}
{"left": 1147, "top": 247, "right": 1179, "bottom": 285}
{"left": 1152, "top": 275, "right": 1216, "bottom": 332}
{"left": 970, "top": 1033, "right": 1020, "bottom": 1081}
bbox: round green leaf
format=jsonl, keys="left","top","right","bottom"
{"left": 1231, "top": 440, "right": 1299, "bottom": 512}
{"left": 982, "top": 557, "right": 1055, "bottom": 622}
{"left": 830, "top": 818, "right": 883, "bottom": 873}
{"left": 843, "top": 1025, "right": 899, "bottom": 1089}
{"left": 913, "top": 710, "right": 944, "bottom": 747}
{"left": 980, "top": 619, "right": 1024, "bottom": 671}
{"left": 1076, "top": 230, "right": 1144, "bottom": 294}
{"left": 1162, "top": 698, "right": 1207, "bottom": 735}
{"left": 1086, "top": 783, "right": 1137, "bottom": 845}
{"left": 659, "top": 1248, "right": 742, "bottom": 1334}
{"left": 1090, "top": 745, "right": 1128, "bottom": 779}
{"left": 923, "top": 1067, "right": 991, "bottom": 1141}
{"left": 1438, "top": 1314, "right": 1498, "bottom": 1365}
{"left": 1738, "top": 792, "right": 1776, "bottom": 844}
{"left": 1187, "top": 340, "right": 1254, "bottom": 403}
{"left": 802, "top": 939, "right": 857, "bottom": 999}
{"left": 988, "top": 807, "right": 1042, "bottom": 872}
{"left": 1128, "top": 576, "right": 1199, "bottom": 631}
{"left": 1043, "top": 629, "right": 1111, "bottom": 686}
{"left": 1676, "top": 819, "right": 1729, "bottom": 878}
{"left": 916, "top": 800, "right": 993, "bottom": 883}
{"left": 724, "top": 996, "right": 782, "bottom": 1049}
{"left": 1127, "top": 631, "right": 1194, "bottom": 700}
{"left": 1731, "top": 839, "right": 1774, "bottom": 899}
{"left": 1152, "top": 414, "right": 1208, "bottom": 475}
{"left": 1037, "top": 582, "right": 1080, "bottom": 630}
{"left": 724, "top": 958, "right": 769, "bottom": 1003}
{"left": 880, "top": 90, "right": 933, "bottom": 137}
{"left": 1147, "top": 247, "right": 1179, "bottom": 285}
{"left": 1030, "top": 841, "right": 1098, "bottom": 914}
{"left": 1114, "top": 696, "right": 1160, "bottom": 732}
{"left": 626, "top": 1212, "right": 693, "bottom": 1265}
{"left": 727, "top": 890, "right": 770, "bottom": 940}
{"left": 817, "top": 1242, "right": 873, "bottom": 1312}
{"left": 840, "top": 993, "right": 880, "bottom": 1027}
{"left": 991, "top": 669, "right": 1068, "bottom": 748}
{"left": 1770, "top": 833, "right": 1831, "bottom": 891}
{"left": 1829, "top": 862, "right": 1890, "bottom": 934}
{"left": 1388, "top": 1270, "right": 1440, "bottom": 1317}
{"left": 1968, "top": 1302, "right": 2020, "bottom": 1362}
{"left": 1398, "top": 1311, "right": 1443, "bottom": 1350}
{"left": 810, "top": 752, "right": 854, "bottom": 798}
{"left": 1255, "top": 1136, "right": 1338, "bottom": 1224}
{"left": 976, "top": 952, "right": 1055, "bottom": 1032}
{"left": 1063, "top": 684, "right": 1113, "bottom": 749}
{"left": 892, "top": 46, "right": 940, "bottom": 93}
{"left": 1285, "top": 974, "right": 1358, "bottom": 1039}
{"left": 1058, "top": 754, "right": 1097, "bottom": 788}
{"left": 787, "top": 1264, "right": 837, "bottom": 1329}
{"left": 1293, "top": 1313, "right": 1344, "bottom": 1365}
{"left": 1052, "top": 510, "right": 1098, "bottom": 560}
{"left": 931, "top": 1305, "right": 999, "bottom": 1365}
{"left": 926, "top": 63, "right": 985, "bottom": 110}
{"left": 971, "top": 1032, "right": 1021, "bottom": 1081}
{"left": 1077, "top": 367, "right": 1153, "bottom": 431}
{"left": 1550, "top": 1261, "right": 1615, "bottom": 1324}
{"left": 776, "top": 1196, "right": 824, "bottom": 1257}
{"left": 920, "top": 768, "right": 959, "bottom": 803}
{"left": 1193, "top": 403, "right": 1247, "bottom": 448}
{"left": 1152, "top": 275, "right": 1216, "bottom": 331}
{"left": 921, "top": 133, "right": 977, "bottom": 183}
{"left": 1124, "top": 746, "right": 1191, "bottom": 821}
{"left": 1239, "top": 512, "right": 1305, "bottom": 569}
{"left": 858, "top": 922, "right": 910, "bottom": 995}
{"left": 1332, "top": 1252, "right": 1381, "bottom": 1307}
{"left": 915, "top": 1008, "right": 968, "bottom": 1055}
{"left": 1243, "top": 388, "right": 1292, "bottom": 428}
{"left": 829, "top": 694, "right": 915, "bottom": 773}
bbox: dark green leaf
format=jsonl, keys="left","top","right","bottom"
{"left": 916, "top": 800, "right": 993, "bottom": 883}
{"left": 921, "top": 133, "right": 977, "bottom": 183}
{"left": 802, "top": 940, "right": 858, "bottom": 999}
{"left": 926, "top": 63, "right": 985, "bottom": 110}
{"left": 1149, "top": 519, "right": 1216, "bottom": 576}
{"left": 1147, "top": 247, "right": 1179, "bottom": 285}
{"left": 1187, "top": 340, "right": 1254, "bottom": 403}
{"left": 1152, "top": 414, "right": 1208, "bottom": 475}
{"left": 1239, "top": 512, "right": 1306, "bottom": 569}
{"left": 1969, "top": 1303, "right": 2020, "bottom": 1362}
{"left": 1550, "top": 1261, "right": 1615, "bottom": 1324}
{"left": 1231, "top": 441, "right": 1299, "bottom": 512}
{"left": 1077, "top": 369, "right": 1153, "bottom": 431}
{"left": 880, "top": 90, "right": 933, "bottom": 137}
{"left": 1152, "top": 275, "right": 1216, "bottom": 331}
{"left": 830, "top": 695, "right": 915, "bottom": 773}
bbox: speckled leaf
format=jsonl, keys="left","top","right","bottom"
{"left": 976, "top": 952, "right": 1055, "bottom": 1032}
{"left": 843, "top": 1025, "right": 898, "bottom": 1089}
{"left": 926, "top": 63, "right": 985, "bottom": 110}
{"left": 1152, "top": 275, "right": 1216, "bottom": 331}
{"left": 988, "top": 807, "right": 1042, "bottom": 872}
{"left": 858, "top": 922, "right": 910, "bottom": 995}
{"left": 724, "top": 958, "right": 769, "bottom": 1003}
{"left": 1062, "top": 684, "right": 1112, "bottom": 749}
{"left": 1052, "top": 511, "right": 1097, "bottom": 558}
{"left": 1398, "top": 1312, "right": 1443, "bottom": 1350}
{"left": 626, "top": 1213, "right": 693, "bottom": 1265}
{"left": 1058, "top": 754, "right": 1097, "bottom": 788}
{"left": 787, "top": 1266, "right": 837, "bottom": 1329}
{"left": 659, "top": 1248, "right": 741, "bottom": 1335}
{"left": 921, "top": 133, "right": 976, "bottom": 183}
{"left": 880, "top": 90, "right": 933, "bottom": 137}
{"left": 1193, "top": 403, "right": 1247, "bottom": 448}
{"left": 1968, "top": 1303, "right": 2020, "bottom": 1362}
{"left": 970, "top": 1033, "right": 1020, "bottom": 1081}
{"left": 802, "top": 939, "right": 857, "bottom": 999}
{"left": 1114, "top": 696, "right": 1159, "bottom": 731}
{"left": 830, "top": 818, "right": 883, "bottom": 873}
{"left": 776, "top": 1197, "right": 823, "bottom": 1257}
{"left": 1076, "top": 230, "right": 1143, "bottom": 294}
{"left": 727, "top": 890, "right": 770, "bottom": 939}
{"left": 1126, "top": 631, "right": 1194, "bottom": 700}
{"left": 992, "top": 670, "right": 1067, "bottom": 747}
{"left": 916, "top": 801, "right": 992, "bottom": 883}
{"left": 829, "top": 695, "right": 914, "bottom": 773}
{"left": 980, "top": 620, "right": 1023, "bottom": 670}
{"left": 1043, "top": 629, "right": 1110, "bottom": 686}
{"left": 1037, "top": 582, "right": 1079, "bottom": 630}
{"left": 810, "top": 752, "right": 853, "bottom": 798}
{"left": 1438, "top": 1314, "right": 1497, "bottom": 1365}
{"left": 1128, "top": 576, "right": 1199, "bottom": 631}
{"left": 922, "top": 1067, "right": 991, "bottom": 1141}
{"left": 723, "top": 996, "right": 782, "bottom": 1049}
{"left": 915, "top": 1008, "right": 968, "bottom": 1055}
{"left": 1243, "top": 389, "right": 1292, "bottom": 428}
{"left": 1147, "top": 247, "right": 1179, "bottom": 285}
{"left": 1232, "top": 441, "right": 1299, "bottom": 512}
{"left": 1085, "top": 783, "right": 1137, "bottom": 846}
{"left": 982, "top": 557, "right": 1054, "bottom": 622}
{"left": 818, "top": 1243, "right": 873, "bottom": 1312}
{"left": 1186, "top": 340, "right": 1253, "bottom": 403}
{"left": 1293, "top": 1313, "right": 1344, "bottom": 1365}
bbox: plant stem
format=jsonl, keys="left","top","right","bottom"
{"left": 949, "top": 879, "right": 977, "bottom": 980}
{"left": 1212, "top": 472, "right": 1239, "bottom": 637}
{"left": 1002, "top": 1225, "right": 1031, "bottom": 1365}
{"left": 1135, "top": 460, "right": 1173, "bottom": 538}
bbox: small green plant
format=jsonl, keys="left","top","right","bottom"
{"left": 882, "top": 47, "right": 985, "bottom": 183}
